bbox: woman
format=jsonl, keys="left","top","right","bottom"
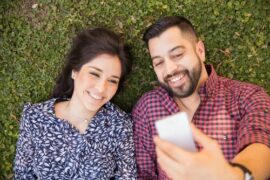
{"left": 14, "top": 28, "right": 136, "bottom": 179}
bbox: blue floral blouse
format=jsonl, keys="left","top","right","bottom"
{"left": 14, "top": 98, "right": 137, "bottom": 179}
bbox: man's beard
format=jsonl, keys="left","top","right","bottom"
{"left": 159, "top": 56, "right": 202, "bottom": 98}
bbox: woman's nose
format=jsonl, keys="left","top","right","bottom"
{"left": 95, "top": 80, "right": 107, "bottom": 93}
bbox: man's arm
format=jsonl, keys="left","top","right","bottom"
{"left": 232, "top": 86, "right": 270, "bottom": 179}
{"left": 153, "top": 86, "right": 270, "bottom": 179}
{"left": 232, "top": 143, "right": 270, "bottom": 179}
{"left": 154, "top": 125, "right": 270, "bottom": 180}
{"left": 132, "top": 105, "right": 159, "bottom": 179}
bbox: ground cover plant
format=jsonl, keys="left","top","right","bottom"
{"left": 0, "top": 0, "right": 269, "bottom": 178}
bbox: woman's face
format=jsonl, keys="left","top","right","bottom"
{"left": 72, "top": 54, "right": 121, "bottom": 112}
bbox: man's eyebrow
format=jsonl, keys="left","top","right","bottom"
{"left": 169, "top": 45, "right": 185, "bottom": 53}
{"left": 151, "top": 56, "right": 162, "bottom": 61}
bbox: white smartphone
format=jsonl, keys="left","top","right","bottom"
{"left": 155, "top": 112, "right": 197, "bottom": 152}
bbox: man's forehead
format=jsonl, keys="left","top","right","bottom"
{"left": 148, "top": 29, "right": 188, "bottom": 56}
{"left": 148, "top": 26, "right": 195, "bottom": 47}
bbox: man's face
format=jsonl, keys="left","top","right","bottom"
{"left": 148, "top": 26, "right": 205, "bottom": 98}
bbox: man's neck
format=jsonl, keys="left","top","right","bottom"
{"left": 174, "top": 64, "right": 209, "bottom": 120}
{"left": 174, "top": 92, "right": 201, "bottom": 121}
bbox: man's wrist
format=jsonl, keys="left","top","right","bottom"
{"left": 229, "top": 163, "right": 245, "bottom": 180}
{"left": 229, "top": 162, "right": 253, "bottom": 180}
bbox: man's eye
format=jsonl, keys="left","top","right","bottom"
{"left": 173, "top": 54, "right": 183, "bottom": 58}
{"left": 89, "top": 72, "right": 99, "bottom": 77}
{"left": 154, "top": 61, "right": 163, "bottom": 67}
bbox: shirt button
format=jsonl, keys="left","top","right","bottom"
{"left": 223, "top": 134, "right": 228, "bottom": 140}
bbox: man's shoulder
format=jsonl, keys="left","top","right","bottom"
{"left": 131, "top": 87, "right": 171, "bottom": 118}
{"left": 135, "top": 87, "right": 165, "bottom": 106}
{"left": 217, "top": 76, "right": 267, "bottom": 99}
{"left": 219, "top": 76, "right": 262, "bottom": 91}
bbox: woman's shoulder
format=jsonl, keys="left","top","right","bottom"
{"left": 103, "top": 102, "right": 132, "bottom": 126}
{"left": 104, "top": 101, "right": 129, "bottom": 118}
{"left": 21, "top": 98, "right": 57, "bottom": 119}
{"left": 103, "top": 102, "right": 133, "bottom": 135}
{"left": 19, "top": 99, "right": 57, "bottom": 130}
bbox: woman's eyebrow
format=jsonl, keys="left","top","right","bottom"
{"left": 88, "top": 66, "right": 120, "bottom": 79}
{"left": 88, "top": 66, "right": 102, "bottom": 72}
{"left": 112, "top": 75, "right": 120, "bottom": 79}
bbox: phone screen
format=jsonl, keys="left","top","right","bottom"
{"left": 155, "top": 112, "right": 197, "bottom": 152}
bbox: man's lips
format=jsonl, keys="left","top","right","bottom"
{"left": 165, "top": 71, "right": 187, "bottom": 88}
{"left": 168, "top": 73, "right": 185, "bottom": 82}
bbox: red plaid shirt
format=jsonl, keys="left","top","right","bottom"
{"left": 132, "top": 65, "right": 270, "bottom": 180}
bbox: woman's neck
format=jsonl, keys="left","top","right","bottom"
{"left": 55, "top": 97, "right": 97, "bottom": 133}
{"left": 66, "top": 97, "right": 96, "bottom": 121}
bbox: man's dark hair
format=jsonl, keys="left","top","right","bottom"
{"left": 143, "top": 16, "right": 198, "bottom": 46}
{"left": 52, "top": 27, "right": 132, "bottom": 98}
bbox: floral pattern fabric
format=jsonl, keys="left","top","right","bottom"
{"left": 14, "top": 98, "right": 137, "bottom": 180}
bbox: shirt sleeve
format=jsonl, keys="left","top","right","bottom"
{"left": 13, "top": 104, "right": 37, "bottom": 180}
{"left": 237, "top": 86, "right": 270, "bottom": 153}
{"left": 114, "top": 115, "right": 137, "bottom": 180}
{"left": 132, "top": 103, "right": 159, "bottom": 180}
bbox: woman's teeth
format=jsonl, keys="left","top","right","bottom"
{"left": 88, "top": 91, "right": 102, "bottom": 100}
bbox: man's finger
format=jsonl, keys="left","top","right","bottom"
{"left": 153, "top": 136, "right": 192, "bottom": 162}
{"left": 156, "top": 147, "right": 184, "bottom": 178}
{"left": 191, "top": 124, "right": 218, "bottom": 151}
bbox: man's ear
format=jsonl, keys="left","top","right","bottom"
{"left": 196, "top": 40, "right": 206, "bottom": 62}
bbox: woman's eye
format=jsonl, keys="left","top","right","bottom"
{"left": 108, "top": 79, "right": 118, "bottom": 84}
{"left": 89, "top": 72, "right": 99, "bottom": 77}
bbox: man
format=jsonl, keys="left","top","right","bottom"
{"left": 132, "top": 16, "right": 270, "bottom": 180}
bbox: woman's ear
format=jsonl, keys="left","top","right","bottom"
{"left": 71, "top": 70, "right": 77, "bottom": 80}
{"left": 196, "top": 40, "right": 206, "bottom": 62}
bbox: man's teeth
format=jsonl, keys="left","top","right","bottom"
{"left": 170, "top": 74, "right": 184, "bottom": 82}
{"left": 88, "top": 91, "right": 102, "bottom": 100}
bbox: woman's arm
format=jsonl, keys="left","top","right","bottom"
{"left": 114, "top": 115, "right": 137, "bottom": 180}
{"left": 13, "top": 104, "right": 37, "bottom": 180}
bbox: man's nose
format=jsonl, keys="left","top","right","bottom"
{"left": 165, "top": 58, "right": 178, "bottom": 75}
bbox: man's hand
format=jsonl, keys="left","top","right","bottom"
{"left": 153, "top": 124, "right": 243, "bottom": 180}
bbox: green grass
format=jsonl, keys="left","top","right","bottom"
{"left": 1, "top": 0, "right": 269, "bottom": 178}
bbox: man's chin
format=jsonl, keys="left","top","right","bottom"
{"left": 168, "top": 85, "right": 194, "bottom": 98}
{"left": 159, "top": 82, "right": 193, "bottom": 98}
{"left": 173, "top": 92, "right": 191, "bottom": 98}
